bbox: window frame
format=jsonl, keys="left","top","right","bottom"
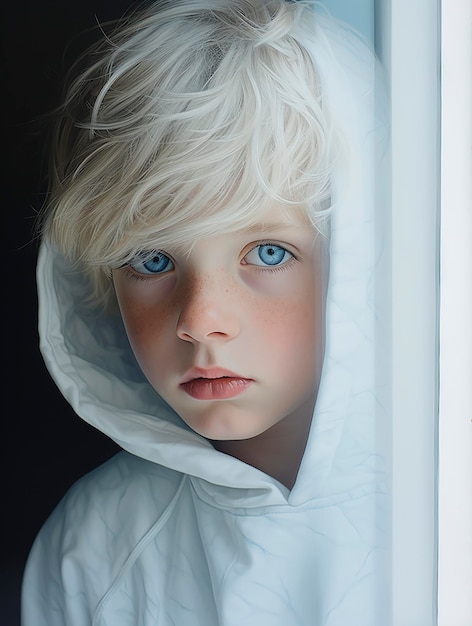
{"left": 437, "top": 1, "right": 472, "bottom": 624}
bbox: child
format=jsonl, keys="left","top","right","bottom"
{"left": 22, "top": 1, "right": 390, "bottom": 624}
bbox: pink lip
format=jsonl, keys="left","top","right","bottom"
{"left": 180, "top": 367, "right": 253, "bottom": 400}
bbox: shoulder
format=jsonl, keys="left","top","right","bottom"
{"left": 44, "top": 451, "right": 184, "bottom": 551}
{"left": 22, "top": 452, "right": 184, "bottom": 624}
{"left": 63, "top": 451, "right": 183, "bottom": 518}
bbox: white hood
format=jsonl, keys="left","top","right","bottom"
{"left": 37, "top": 10, "right": 390, "bottom": 511}
{"left": 26, "top": 9, "right": 393, "bottom": 625}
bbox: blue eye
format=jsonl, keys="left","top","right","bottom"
{"left": 244, "top": 244, "right": 293, "bottom": 267}
{"left": 129, "top": 251, "right": 174, "bottom": 275}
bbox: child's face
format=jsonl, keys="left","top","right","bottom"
{"left": 112, "top": 206, "right": 327, "bottom": 441}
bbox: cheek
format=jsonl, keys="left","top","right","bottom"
{"left": 252, "top": 294, "right": 319, "bottom": 364}
{"left": 114, "top": 287, "right": 174, "bottom": 371}
{"left": 126, "top": 311, "right": 178, "bottom": 391}
{"left": 249, "top": 272, "right": 324, "bottom": 380}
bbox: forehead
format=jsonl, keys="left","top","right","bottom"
{"left": 238, "top": 203, "right": 313, "bottom": 227}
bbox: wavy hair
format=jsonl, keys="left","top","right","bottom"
{"left": 41, "top": 0, "right": 342, "bottom": 306}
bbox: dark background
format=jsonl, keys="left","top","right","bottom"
{"left": 2, "top": 3, "right": 142, "bottom": 623}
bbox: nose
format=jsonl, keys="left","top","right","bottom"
{"left": 176, "top": 273, "right": 240, "bottom": 344}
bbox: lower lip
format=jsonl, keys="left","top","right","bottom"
{"left": 180, "top": 378, "right": 253, "bottom": 400}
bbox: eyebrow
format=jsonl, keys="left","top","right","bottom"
{"left": 239, "top": 222, "right": 310, "bottom": 235}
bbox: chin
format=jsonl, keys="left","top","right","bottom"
{"left": 183, "top": 414, "right": 261, "bottom": 442}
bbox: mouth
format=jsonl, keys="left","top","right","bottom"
{"left": 180, "top": 367, "right": 253, "bottom": 400}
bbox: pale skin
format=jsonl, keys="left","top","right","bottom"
{"left": 112, "top": 207, "right": 328, "bottom": 490}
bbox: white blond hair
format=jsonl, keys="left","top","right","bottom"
{"left": 42, "top": 0, "right": 342, "bottom": 306}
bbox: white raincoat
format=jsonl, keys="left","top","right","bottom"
{"left": 22, "top": 8, "right": 391, "bottom": 626}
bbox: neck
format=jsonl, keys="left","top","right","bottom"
{"left": 211, "top": 397, "right": 315, "bottom": 490}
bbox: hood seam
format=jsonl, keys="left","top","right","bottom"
{"left": 92, "top": 473, "right": 188, "bottom": 625}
